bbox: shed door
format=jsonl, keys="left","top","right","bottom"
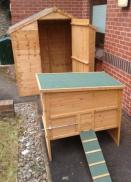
{"left": 71, "top": 19, "right": 92, "bottom": 72}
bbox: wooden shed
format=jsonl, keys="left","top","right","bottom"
{"left": 8, "top": 7, "right": 96, "bottom": 96}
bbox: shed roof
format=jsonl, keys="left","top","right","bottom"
{"left": 8, "top": 7, "right": 73, "bottom": 34}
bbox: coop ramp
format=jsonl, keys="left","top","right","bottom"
{"left": 80, "top": 130, "right": 112, "bottom": 182}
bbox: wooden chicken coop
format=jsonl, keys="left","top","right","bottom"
{"left": 36, "top": 72, "right": 124, "bottom": 160}
{"left": 8, "top": 7, "right": 96, "bottom": 96}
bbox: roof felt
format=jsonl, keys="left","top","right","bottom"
{"left": 36, "top": 72, "right": 124, "bottom": 92}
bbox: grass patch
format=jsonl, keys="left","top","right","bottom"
{"left": 0, "top": 116, "right": 21, "bottom": 182}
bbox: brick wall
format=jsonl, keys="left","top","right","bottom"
{"left": 10, "top": 0, "right": 90, "bottom": 24}
{"left": 0, "top": 4, "right": 10, "bottom": 37}
{"left": 104, "top": 0, "right": 131, "bottom": 116}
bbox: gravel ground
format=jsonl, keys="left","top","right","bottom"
{"left": 15, "top": 102, "right": 48, "bottom": 182}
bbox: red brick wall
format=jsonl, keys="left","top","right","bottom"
{"left": 104, "top": 0, "right": 131, "bottom": 116}
{"left": 104, "top": 1, "right": 131, "bottom": 60}
{"left": 10, "top": 0, "right": 90, "bottom": 24}
{"left": 103, "top": 63, "right": 131, "bottom": 116}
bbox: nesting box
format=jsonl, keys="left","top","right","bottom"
{"left": 8, "top": 7, "right": 96, "bottom": 96}
{"left": 36, "top": 72, "right": 124, "bottom": 160}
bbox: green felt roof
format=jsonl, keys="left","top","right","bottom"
{"left": 36, "top": 72, "right": 124, "bottom": 92}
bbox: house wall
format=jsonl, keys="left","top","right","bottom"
{"left": 103, "top": 0, "right": 131, "bottom": 116}
{"left": 10, "top": 0, "right": 90, "bottom": 24}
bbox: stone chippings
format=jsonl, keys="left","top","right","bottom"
{"left": 15, "top": 102, "right": 47, "bottom": 182}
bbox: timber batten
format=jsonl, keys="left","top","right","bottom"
{"left": 8, "top": 7, "right": 96, "bottom": 96}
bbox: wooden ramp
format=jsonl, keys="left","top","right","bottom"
{"left": 80, "top": 130, "right": 112, "bottom": 182}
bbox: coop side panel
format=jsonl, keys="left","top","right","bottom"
{"left": 43, "top": 89, "right": 121, "bottom": 140}
{"left": 11, "top": 22, "right": 42, "bottom": 96}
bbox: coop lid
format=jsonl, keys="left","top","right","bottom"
{"left": 36, "top": 72, "right": 124, "bottom": 92}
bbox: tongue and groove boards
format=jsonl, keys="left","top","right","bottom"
{"left": 80, "top": 130, "right": 112, "bottom": 182}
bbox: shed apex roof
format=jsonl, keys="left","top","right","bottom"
{"left": 8, "top": 7, "right": 73, "bottom": 34}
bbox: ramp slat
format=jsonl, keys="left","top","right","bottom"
{"left": 94, "top": 176, "right": 112, "bottom": 182}
{"left": 80, "top": 130, "right": 112, "bottom": 182}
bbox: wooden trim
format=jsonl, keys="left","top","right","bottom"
{"left": 56, "top": 9, "right": 74, "bottom": 18}
{"left": 92, "top": 111, "right": 95, "bottom": 130}
{"left": 93, "top": 173, "right": 110, "bottom": 180}
{"left": 46, "top": 123, "right": 78, "bottom": 130}
{"left": 71, "top": 18, "right": 90, "bottom": 25}
{"left": 36, "top": 73, "right": 42, "bottom": 90}
{"left": 40, "top": 86, "right": 124, "bottom": 93}
{"left": 71, "top": 23, "right": 97, "bottom": 31}
{"left": 72, "top": 56, "right": 89, "bottom": 64}
{"left": 82, "top": 138, "right": 97, "bottom": 143}
{"left": 76, "top": 114, "right": 81, "bottom": 132}
{"left": 85, "top": 149, "right": 101, "bottom": 154}
{"left": 50, "top": 106, "right": 119, "bottom": 119}
{"left": 89, "top": 160, "right": 105, "bottom": 167}
{"left": 45, "top": 137, "right": 52, "bottom": 161}
{"left": 108, "top": 90, "right": 123, "bottom": 146}
{"left": 117, "top": 90, "right": 123, "bottom": 145}
{"left": 71, "top": 19, "right": 96, "bottom": 31}
{"left": 37, "top": 71, "right": 102, "bottom": 75}
{"left": 71, "top": 22, "right": 89, "bottom": 26}
{"left": 95, "top": 125, "right": 118, "bottom": 131}
{"left": 51, "top": 132, "right": 79, "bottom": 140}
{"left": 45, "top": 94, "right": 51, "bottom": 127}
{"left": 42, "top": 115, "right": 45, "bottom": 126}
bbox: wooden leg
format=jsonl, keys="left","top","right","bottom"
{"left": 45, "top": 137, "right": 52, "bottom": 161}
{"left": 108, "top": 127, "right": 120, "bottom": 146}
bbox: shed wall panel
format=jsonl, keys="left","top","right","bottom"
{"left": 11, "top": 22, "right": 41, "bottom": 96}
